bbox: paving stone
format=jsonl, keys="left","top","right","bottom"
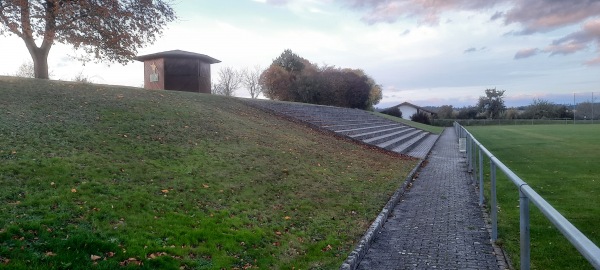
{"left": 243, "top": 100, "right": 502, "bottom": 269}
{"left": 356, "top": 128, "right": 501, "bottom": 270}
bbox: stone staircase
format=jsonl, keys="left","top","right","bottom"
{"left": 245, "top": 99, "right": 439, "bottom": 159}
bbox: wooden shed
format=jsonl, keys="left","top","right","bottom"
{"left": 134, "top": 50, "right": 220, "bottom": 94}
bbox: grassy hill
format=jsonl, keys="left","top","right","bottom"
{"left": 0, "top": 76, "right": 417, "bottom": 269}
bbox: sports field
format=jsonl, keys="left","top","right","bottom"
{"left": 468, "top": 124, "right": 600, "bottom": 270}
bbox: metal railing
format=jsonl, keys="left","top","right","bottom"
{"left": 433, "top": 118, "right": 576, "bottom": 127}
{"left": 454, "top": 122, "right": 600, "bottom": 270}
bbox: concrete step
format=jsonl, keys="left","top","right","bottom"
{"left": 391, "top": 132, "right": 430, "bottom": 154}
{"left": 363, "top": 128, "right": 416, "bottom": 145}
{"left": 349, "top": 126, "right": 410, "bottom": 140}
{"left": 309, "top": 118, "right": 387, "bottom": 125}
{"left": 245, "top": 99, "right": 437, "bottom": 159}
{"left": 323, "top": 121, "right": 392, "bottom": 130}
{"left": 336, "top": 124, "right": 404, "bottom": 136}
{"left": 403, "top": 134, "right": 439, "bottom": 159}
{"left": 375, "top": 130, "right": 423, "bottom": 150}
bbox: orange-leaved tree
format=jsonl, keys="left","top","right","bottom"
{"left": 0, "top": 0, "right": 176, "bottom": 79}
{"left": 260, "top": 49, "right": 382, "bottom": 110}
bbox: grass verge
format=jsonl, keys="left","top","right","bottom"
{"left": 0, "top": 76, "right": 418, "bottom": 269}
{"left": 468, "top": 125, "right": 600, "bottom": 270}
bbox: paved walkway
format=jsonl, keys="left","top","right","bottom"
{"left": 356, "top": 128, "right": 501, "bottom": 270}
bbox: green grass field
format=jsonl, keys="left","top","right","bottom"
{"left": 468, "top": 125, "right": 600, "bottom": 270}
{"left": 0, "top": 76, "right": 418, "bottom": 269}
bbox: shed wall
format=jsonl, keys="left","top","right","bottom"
{"left": 198, "top": 63, "right": 211, "bottom": 94}
{"left": 143, "top": 58, "right": 165, "bottom": 90}
{"left": 164, "top": 58, "right": 199, "bottom": 92}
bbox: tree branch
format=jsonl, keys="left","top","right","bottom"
{"left": 40, "top": 0, "right": 57, "bottom": 52}
{"left": 0, "top": 1, "right": 24, "bottom": 37}
{"left": 19, "top": 0, "right": 39, "bottom": 52}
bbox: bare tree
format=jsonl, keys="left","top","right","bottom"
{"left": 213, "top": 67, "right": 241, "bottom": 97}
{"left": 72, "top": 71, "right": 94, "bottom": 84}
{"left": 14, "top": 61, "right": 35, "bottom": 78}
{"left": 241, "top": 65, "right": 264, "bottom": 99}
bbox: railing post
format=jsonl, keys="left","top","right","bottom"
{"left": 491, "top": 161, "right": 498, "bottom": 241}
{"left": 467, "top": 136, "right": 473, "bottom": 172}
{"left": 520, "top": 187, "right": 531, "bottom": 270}
{"left": 478, "top": 148, "right": 484, "bottom": 206}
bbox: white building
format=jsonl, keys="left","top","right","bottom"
{"left": 388, "top": 102, "right": 437, "bottom": 120}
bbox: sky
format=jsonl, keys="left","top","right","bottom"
{"left": 1, "top": 0, "right": 599, "bottom": 108}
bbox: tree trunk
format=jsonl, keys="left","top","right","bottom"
{"left": 19, "top": 0, "right": 55, "bottom": 80}
{"left": 22, "top": 37, "right": 52, "bottom": 80}
{"left": 31, "top": 48, "right": 50, "bottom": 79}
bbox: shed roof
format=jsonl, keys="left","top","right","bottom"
{"left": 393, "top": 102, "right": 437, "bottom": 115}
{"left": 134, "top": 50, "right": 221, "bottom": 64}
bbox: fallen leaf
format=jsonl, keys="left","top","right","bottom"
{"left": 90, "top": 255, "right": 101, "bottom": 261}
{"left": 284, "top": 216, "right": 291, "bottom": 220}
{"left": 147, "top": 252, "right": 167, "bottom": 259}
{"left": 161, "top": 189, "right": 169, "bottom": 194}
{"left": 45, "top": 251, "right": 57, "bottom": 257}
{"left": 322, "top": 244, "right": 333, "bottom": 252}
{"left": 120, "top": 257, "right": 143, "bottom": 266}
{"left": 202, "top": 184, "right": 209, "bottom": 188}
{"left": 71, "top": 188, "right": 77, "bottom": 193}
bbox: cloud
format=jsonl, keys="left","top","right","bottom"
{"left": 256, "top": 0, "right": 290, "bottom": 5}
{"left": 503, "top": 0, "right": 600, "bottom": 34}
{"left": 345, "top": 0, "right": 500, "bottom": 25}
{"left": 400, "top": 29, "right": 410, "bottom": 36}
{"left": 345, "top": 0, "right": 600, "bottom": 65}
{"left": 512, "top": 19, "right": 600, "bottom": 61}
{"left": 546, "top": 43, "right": 587, "bottom": 56}
{"left": 514, "top": 48, "right": 540, "bottom": 59}
{"left": 345, "top": 0, "right": 600, "bottom": 32}
{"left": 585, "top": 57, "right": 600, "bottom": 66}
{"left": 545, "top": 19, "right": 600, "bottom": 55}
{"left": 464, "top": 47, "right": 487, "bottom": 54}
{"left": 490, "top": 11, "right": 503, "bottom": 21}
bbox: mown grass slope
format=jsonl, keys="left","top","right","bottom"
{"left": 469, "top": 125, "right": 600, "bottom": 270}
{"left": 0, "top": 76, "right": 417, "bottom": 269}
